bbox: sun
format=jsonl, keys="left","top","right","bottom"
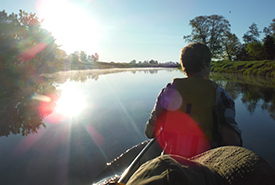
{"left": 36, "top": 0, "right": 100, "bottom": 54}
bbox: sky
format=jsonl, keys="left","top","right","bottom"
{"left": 1, "top": 0, "right": 275, "bottom": 63}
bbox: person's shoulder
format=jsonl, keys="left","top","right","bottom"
{"left": 172, "top": 78, "right": 217, "bottom": 89}
{"left": 159, "top": 82, "right": 174, "bottom": 94}
{"left": 215, "top": 84, "right": 235, "bottom": 107}
{"left": 172, "top": 77, "right": 186, "bottom": 82}
{"left": 171, "top": 77, "right": 187, "bottom": 84}
{"left": 207, "top": 79, "right": 218, "bottom": 88}
{"left": 215, "top": 83, "right": 228, "bottom": 94}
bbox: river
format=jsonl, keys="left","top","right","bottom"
{"left": 0, "top": 68, "right": 274, "bottom": 185}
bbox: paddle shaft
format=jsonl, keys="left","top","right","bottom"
{"left": 118, "top": 138, "right": 157, "bottom": 184}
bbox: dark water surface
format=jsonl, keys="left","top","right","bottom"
{"left": 0, "top": 68, "right": 275, "bottom": 185}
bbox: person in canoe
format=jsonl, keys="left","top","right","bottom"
{"left": 145, "top": 43, "right": 242, "bottom": 157}
{"left": 96, "top": 43, "right": 275, "bottom": 185}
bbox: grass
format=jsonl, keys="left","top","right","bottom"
{"left": 211, "top": 60, "right": 275, "bottom": 78}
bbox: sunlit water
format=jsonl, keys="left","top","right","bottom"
{"left": 0, "top": 68, "right": 275, "bottom": 185}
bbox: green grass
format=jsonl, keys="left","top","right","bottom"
{"left": 211, "top": 60, "right": 275, "bottom": 78}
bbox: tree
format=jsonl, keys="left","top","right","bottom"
{"left": 92, "top": 53, "right": 99, "bottom": 62}
{"left": 70, "top": 51, "right": 80, "bottom": 63}
{"left": 268, "top": 18, "right": 275, "bottom": 37}
{"left": 235, "top": 44, "right": 250, "bottom": 61}
{"left": 222, "top": 31, "right": 241, "bottom": 61}
{"left": 245, "top": 42, "right": 265, "bottom": 60}
{"left": 130, "top": 60, "right": 136, "bottom": 64}
{"left": 207, "top": 15, "right": 231, "bottom": 57}
{"left": 243, "top": 23, "right": 261, "bottom": 44}
{"left": 263, "top": 35, "right": 275, "bottom": 60}
{"left": 149, "top": 59, "right": 158, "bottom": 64}
{"left": 263, "top": 27, "right": 271, "bottom": 37}
{"left": 183, "top": 15, "right": 231, "bottom": 58}
{"left": 0, "top": 10, "right": 63, "bottom": 74}
{"left": 183, "top": 16, "right": 209, "bottom": 44}
{"left": 80, "top": 51, "right": 87, "bottom": 61}
{"left": 0, "top": 10, "right": 64, "bottom": 136}
{"left": 143, "top": 60, "right": 149, "bottom": 64}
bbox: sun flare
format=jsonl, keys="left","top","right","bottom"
{"left": 55, "top": 87, "right": 87, "bottom": 118}
{"left": 36, "top": 0, "right": 100, "bottom": 54}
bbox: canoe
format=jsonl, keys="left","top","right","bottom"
{"left": 93, "top": 139, "right": 162, "bottom": 184}
{"left": 93, "top": 140, "right": 275, "bottom": 185}
{"left": 94, "top": 140, "right": 275, "bottom": 185}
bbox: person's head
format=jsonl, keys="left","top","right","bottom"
{"left": 180, "top": 43, "right": 212, "bottom": 77}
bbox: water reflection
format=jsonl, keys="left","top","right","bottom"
{"left": 42, "top": 68, "right": 174, "bottom": 83}
{"left": 1, "top": 68, "right": 275, "bottom": 185}
{"left": 0, "top": 79, "right": 58, "bottom": 137}
{"left": 210, "top": 73, "right": 275, "bottom": 120}
{"left": 55, "top": 85, "right": 87, "bottom": 118}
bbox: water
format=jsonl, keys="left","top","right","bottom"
{"left": 0, "top": 68, "right": 274, "bottom": 185}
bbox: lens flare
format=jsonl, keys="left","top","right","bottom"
{"left": 37, "top": 93, "right": 58, "bottom": 118}
{"left": 32, "top": 93, "right": 51, "bottom": 102}
{"left": 86, "top": 125, "right": 105, "bottom": 147}
{"left": 155, "top": 111, "right": 210, "bottom": 158}
{"left": 13, "top": 128, "right": 46, "bottom": 158}
{"left": 19, "top": 42, "right": 48, "bottom": 62}
{"left": 160, "top": 88, "right": 182, "bottom": 111}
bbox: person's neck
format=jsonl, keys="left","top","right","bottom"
{"left": 187, "top": 72, "right": 206, "bottom": 79}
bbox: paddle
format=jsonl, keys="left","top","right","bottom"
{"left": 118, "top": 138, "right": 157, "bottom": 184}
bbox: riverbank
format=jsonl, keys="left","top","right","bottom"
{"left": 70, "top": 60, "right": 275, "bottom": 78}
{"left": 210, "top": 60, "right": 275, "bottom": 78}
{"left": 68, "top": 60, "right": 180, "bottom": 70}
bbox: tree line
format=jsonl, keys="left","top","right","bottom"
{"left": 1, "top": 10, "right": 275, "bottom": 86}
{"left": 184, "top": 15, "right": 275, "bottom": 61}
{"left": 0, "top": 10, "right": 100, "bottom": 74}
